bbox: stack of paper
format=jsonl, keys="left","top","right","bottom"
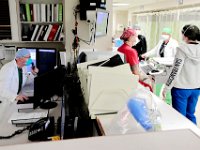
{"left": 9, "top": 111, "right": 48, "bottom": 125}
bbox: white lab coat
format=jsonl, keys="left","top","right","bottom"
{"left": 144, "top": 38, "right": 179, "bottom": 57}
{"left": 0, "top": 60, "right": 34, "bottom": 102}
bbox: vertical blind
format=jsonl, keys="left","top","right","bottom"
{"left": 0, "top": 0, "right": 11, "bottom": 40}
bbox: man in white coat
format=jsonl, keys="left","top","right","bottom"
{"left": 142, "top": 27, "right": 178, "bottom": 58}
{"left": 0, "top": 49, "right": 38, "bottom": 103}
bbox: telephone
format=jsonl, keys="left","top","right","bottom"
{"left": 28, "top": 117, "right": 55, "bottom": 141}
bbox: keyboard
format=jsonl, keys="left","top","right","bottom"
{"left": 141, "top": 65, "right": 154, "bottom": 74}
{"left": 17, "top": 97, "right": 35, "bottom": 104}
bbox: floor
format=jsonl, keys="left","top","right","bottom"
{"left": 155, "top": 84, "right": 200, "bottom": 127}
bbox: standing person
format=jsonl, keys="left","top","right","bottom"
{"left": 118, "top": 28, "right": 152, "bottom": 91}
{"left": 132, "top": 24, "right": 147, "bottom": 61}
{"left": 142, "top": 27, "right": 178, "bottom": 58}
{"left": 118, "top": 28, "right": 140, "bottom": 77}
{"left": 0, "top": 48, "right": 38, "bottom": 102}
{"left": 162, "top": 25, "right": 200, "bottom": 124}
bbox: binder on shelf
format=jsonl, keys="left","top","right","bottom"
{"left": 33, "top": 25, "right": 42, "bottom": 41}
{"left": 31, "top": 24, "right": 39, "bottom": 41}
{"left": 38, "top": 25, "right": 48, "bottom": 41}
{"left": 33, "top": 4, "right": 37, "bottom": 22}
{"left": 35, "top": 25, "right": 44, "bottom": 41}
{"left": 30, "top": 4, "right": 34, "bottom": 21}
{"left": 41, "top": 4, "right": 46, "bottom": 22}
{"left": 28, "top": 24, "right": 36, "bottom": 41}
{"left": 20, "top": 3, "right": 27, "bottom": 21}
{"left": 53, "top": 25, "right": 62, "bottom": 41}
{"left": 54, "top": 4, "right": 58, "bottom": 22}
{"left": 25, "top": 3, "right": 31, "bottom": 22}
{"left": 43, "top": 24, "right": 53, "bottom": 41}
{"left": 58, "top": 3, "right": 63, "bottom": 22}
{"left": 36, "top": 3, "right": 41, "bottom": 22}
{"left": 46, "top": 4, "right": 50, "bottom": 22}
{"left": 51, "top": 4, "right": 54, "bottom": 22}
{"left": 21, "top": 24, "right": 30, "bottom": 41}
{"left": 47, "top": 24, "right": 59, "bottom": 41}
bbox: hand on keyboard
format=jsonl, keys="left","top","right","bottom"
{"left": 16, "top": 95, "right": 29, "bottom": 102}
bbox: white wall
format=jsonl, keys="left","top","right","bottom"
{"left": 112, "top": 10, "right": 128, "bottom": 38}
{"left": 8, "top": 0, "right": 20, "bottom": 41}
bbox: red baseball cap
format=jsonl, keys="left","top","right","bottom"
{"left": 120, "top": 28, "right": 136, "bottom": 40}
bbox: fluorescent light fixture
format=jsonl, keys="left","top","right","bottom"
{"left": 113, "top": 3, "right": 129, "bottom": 6}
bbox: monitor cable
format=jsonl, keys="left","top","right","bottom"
{"left": 0, "top": 126, "right": 30, "bottom": 140}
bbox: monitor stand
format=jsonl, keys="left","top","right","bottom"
{"left": 40, "top": 100, "right": 57, "bottom": 109}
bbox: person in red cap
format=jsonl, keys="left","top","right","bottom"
{"left": 118, "top": 28, "right": 153, "bottom": 91}
{"left": 118, "top": 28, "right": 140, "bottom": 76}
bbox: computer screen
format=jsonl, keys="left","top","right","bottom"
{"left": 37, "top": 48, "right": 57, "bottom": 76}
{"left": 16, "top": 47, "right": 59, "bottom": 76}
{"left": 34, "top": 65, "right": 66, "bottom": 109}
{"left": 17, "top": 48, "right": 37, "bottom": 73}
{"left": 95, "top": 9, "right": 109, "bottom": 37}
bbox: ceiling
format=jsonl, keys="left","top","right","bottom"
{"left": 113, "top": 0, "right": 168, "bottom": 10}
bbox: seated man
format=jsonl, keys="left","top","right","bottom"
{"left": 0, "top": 48, "right": 38, "bottom": 103}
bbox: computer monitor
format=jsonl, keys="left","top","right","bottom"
{"left": 34, "top": 65, "right": 66, "bottom": 109}
{"left": 95, "top": 9, "right": 109, "bottom": 37}
{"left": 16, "top": 47, "right": 60, "bottom": 76}
{"left": 37, "top": 48, "right": 57, "bottom": 76}
{"left": 17, "top": 47, "right": 37, "bottom": 73}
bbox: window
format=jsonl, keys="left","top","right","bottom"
{"left": 0, "top": 0, "right": 11, "bottom": 40}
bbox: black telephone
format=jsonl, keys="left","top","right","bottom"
{"left": 28, "top": 117, "right": 55, "bottom": 141}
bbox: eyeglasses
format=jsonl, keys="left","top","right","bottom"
{"left": 23, "top": 56, "right": 31, "bottom": 59}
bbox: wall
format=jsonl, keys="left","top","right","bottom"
{"left": 64, "top": 0, "right": 113, "bottom": 63}
{"left": 8, "top": 0, "right": 20, "bottom": 41}
{"left": 112, "top": 10, "right": 128, "bottom": 38}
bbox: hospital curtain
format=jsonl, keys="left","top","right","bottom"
{"left": 132, "top": 7, "right": 200, "bottom": 50}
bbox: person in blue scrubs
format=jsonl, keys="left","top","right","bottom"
{"left": 162, "top": 25, "right": 200, "bottom": 124}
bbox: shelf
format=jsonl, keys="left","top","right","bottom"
{"left": 21, "top": 22, "right": 63, "bottom": 25}
{"left": 0, "top": 41, "right": 65, "bottom": 51}
{"left": 19, "top": 0, "right": 63, "bottom": 4}
{"left": 16, "top": 0, "right": 64, "bottom": 43}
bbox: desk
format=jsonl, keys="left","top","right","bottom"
{"left": 0, "top": 100, "right": 61, "bottom": 146}
{"left": 2, "top": 129, "right": 200, "bottom": 150}
{"left": 96, "top": 91, "right": 200, "bottom": 136}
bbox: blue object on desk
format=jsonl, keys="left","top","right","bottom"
{"left": 127, "top": 98, "right": 153, "bottom": 131}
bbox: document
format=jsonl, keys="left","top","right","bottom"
{"left": 9, "top": 111, "right": 48, "bottom": 124}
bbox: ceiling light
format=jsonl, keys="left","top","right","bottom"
{"left": 113, "top": 3, "right": 129, "bottom": 6}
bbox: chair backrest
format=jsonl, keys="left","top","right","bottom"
{"left": 0, "top": 45, "right": 5, "bottom": 59}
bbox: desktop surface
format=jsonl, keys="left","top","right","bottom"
{"left": 2, "top": 129, "right": 200, "bottom": 150}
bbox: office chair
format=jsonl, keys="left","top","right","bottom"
{"left": 0, "top": 58, "right": 5, "bottom": 66}
{"left": 0, "top": 45, "right": 5, "bottom": 67}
